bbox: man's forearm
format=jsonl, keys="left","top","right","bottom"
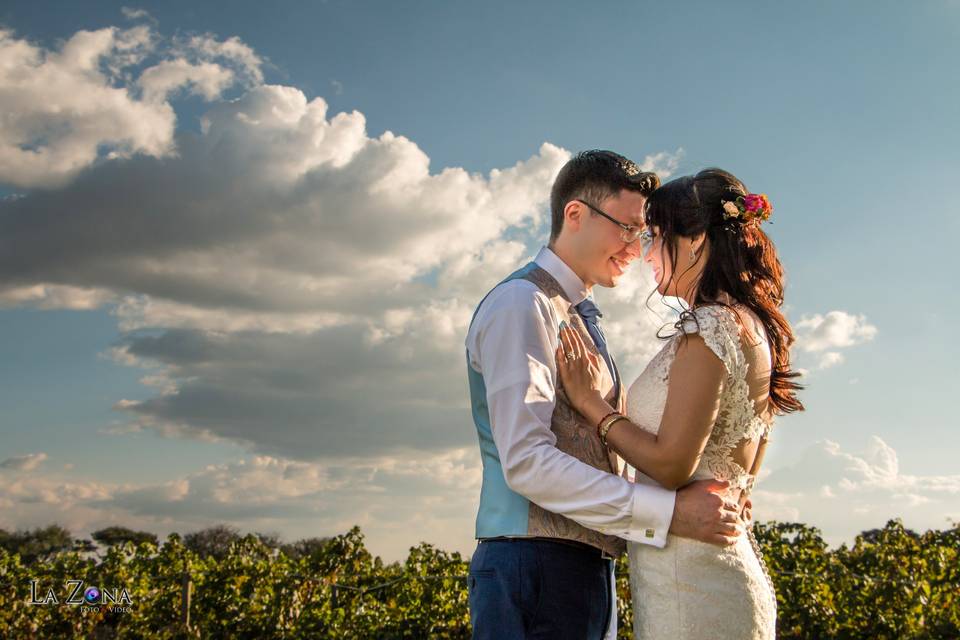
{"left": 500, "top": 439, "right": 676, "bottom": 547}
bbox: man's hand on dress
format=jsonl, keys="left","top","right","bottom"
{"left": 669, "top": 479, "right": 744, "bottom": 546}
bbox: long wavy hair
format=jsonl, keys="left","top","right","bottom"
{"left": 644, "top": 168, "right": 804, "bottom": 414}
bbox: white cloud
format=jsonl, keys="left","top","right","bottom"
{"left": 754, "top": 436, "right": 960, "bottom": 545}
{"left": 0, "top": 25, "right": 262, "bottom": 189}
{"left": 4, "top": 437, "right": 954, "bottom": 560}
{"left": 1, "top": 452, "right": 48, "bottom": 471}
{"left": 0, "top": 449, "right": 481, "bottom": 561}
{"left": 0, "top": 284, "right": 118, "bottom": 310}
{"left": 2, "top": 82, "right": 569, "bottom": 321}
{"left": 176, "top": 33, "right": 264, "bottom": 85}
{"left": 139, "top": 59, "right": 235, "bottom": 103}
{"left": 791, "top": 310, "right": 877, "bottom": 373}
{"left": 817, "top": 351, "right": 844, "bottom": 369}
{"left": 638, "top": 148, "right": 684, "bottom": 177}
{"left": 0, "top": 26, "right": 172, "bottom": 188}
{"left": 795, "top": 311, "right": 878, "bottom": 352}
{"left": 0, "top": 469, "right": 110, "bottom": 510}
{"left": 121, "top": 7, "right": 157, "bottom": 24}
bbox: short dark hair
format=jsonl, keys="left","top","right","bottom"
{"left": 549, "top": 150, "right": 660, "bottom": 243}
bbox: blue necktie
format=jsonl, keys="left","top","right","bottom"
{"left": 575, "top": 298, "right": 620, "bottom": 399}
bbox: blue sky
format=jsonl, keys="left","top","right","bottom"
{"left": 1, "top": 1, "right": 957, "bottom": 560}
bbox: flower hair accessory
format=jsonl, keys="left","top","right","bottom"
{"left": 721, "top": 193, "right": 773, "bottom": 225}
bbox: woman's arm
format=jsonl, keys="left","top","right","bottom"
{"left": 557, "top": 325, "right": 726, "bottom": 490}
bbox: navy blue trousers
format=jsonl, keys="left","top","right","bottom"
{"left": 468, "top": 539, "right": 614, "bottom": 640}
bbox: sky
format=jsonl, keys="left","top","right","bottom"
{"left": 1, "top": 0, "right": 958, "bottom": 562}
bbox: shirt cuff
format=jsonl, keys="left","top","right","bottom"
{"left": 622, "top": 483, "right": 676, "bottom": 548}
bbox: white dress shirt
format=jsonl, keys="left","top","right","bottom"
{"left": 465, "top": 246, "right": 676, "bottom": 547}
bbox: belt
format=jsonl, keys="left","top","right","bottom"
{"left": 480, "top": 536, "right": 615, "bottom": 561}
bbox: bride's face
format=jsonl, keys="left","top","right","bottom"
{"left": 644, "top": 226, "right": 705, "bottom": 300}
{"left": 643, "top": 226, "right": 670, "bottom": 294}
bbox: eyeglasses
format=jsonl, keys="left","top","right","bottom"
{"left": 574, "top": 199, "right": 643, "bottom": 243}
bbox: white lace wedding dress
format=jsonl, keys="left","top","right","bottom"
{"left": 625, "top": 304, "right": 777, "bottom": 639}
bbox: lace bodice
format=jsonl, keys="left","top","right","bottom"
{"left": 625, "top": 304, "right": 773, "bottom": 494}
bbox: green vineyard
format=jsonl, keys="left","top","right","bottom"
{"left": 2, "top": 519, "right": 957, "bottom": 639}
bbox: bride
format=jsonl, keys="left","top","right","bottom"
{"left": 556, "top": 168, "right": 804, "bottom": 639}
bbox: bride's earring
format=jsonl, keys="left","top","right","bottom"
{"left": 689, "top": 248, "right": 697, "bottom": 262}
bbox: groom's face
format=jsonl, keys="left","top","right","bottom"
{"left": 576, "top": 189, "right": 646, "bottom": 289}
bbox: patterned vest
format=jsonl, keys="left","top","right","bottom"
{"left": 467, "top": 262, "right": 627, "bottom": 557}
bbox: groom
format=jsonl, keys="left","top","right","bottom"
{"left": 465, "top": 150, "right": 746, "bottom": 639}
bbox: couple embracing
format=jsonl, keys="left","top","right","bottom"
{"left": 464, "top": 150, "right": 804, "bottom": 639}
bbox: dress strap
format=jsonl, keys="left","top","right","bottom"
{"left": 678, "top": 305, "right": 744, "bottom": 378}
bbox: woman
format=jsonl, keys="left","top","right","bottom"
{"left": 556, "top": 168, "right": 804, "bottom": 639}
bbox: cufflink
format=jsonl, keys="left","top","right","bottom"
{"left": 644, "top": 529, "right": 655, "bottom": 539}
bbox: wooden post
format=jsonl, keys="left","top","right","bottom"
{"left": 181, "top": 570, "right": 192, "bottom": 631}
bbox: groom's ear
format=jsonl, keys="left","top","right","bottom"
{"left": 563, "top": 200, "right": 584, "bottom": 233}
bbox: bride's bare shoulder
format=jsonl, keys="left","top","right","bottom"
{"left": 728, "top": 304, "right": 770, "bottom": 352}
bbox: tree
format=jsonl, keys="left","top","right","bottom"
{"left": 183, "top": 524, "right": 242, "bottom": 561}
{"left": 279, "top": 536, "right": 332, "bottom": 561}
{"left": 0, "top": 524, "right": 73, "bottom": 563}
{"left": 254, "top": 531, "right": 283, "bottom": 551}
{"left": 92, "top": 526, "right": 159, "bottom": 548}
{"left": 72, "top": 538, "right": 97, "bottom": 553}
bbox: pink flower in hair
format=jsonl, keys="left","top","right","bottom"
{"left": 758, "top": 194, "right": 773, "bottom": 219}
{"left": 721, "top": 193, "right": 773, "bottom": 224}
{"left": 743, "top": 194, "right": 764, "bottom": 213}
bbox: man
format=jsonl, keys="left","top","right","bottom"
{"left": 465, "top": 150, "right": 746, "bottom": 639}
